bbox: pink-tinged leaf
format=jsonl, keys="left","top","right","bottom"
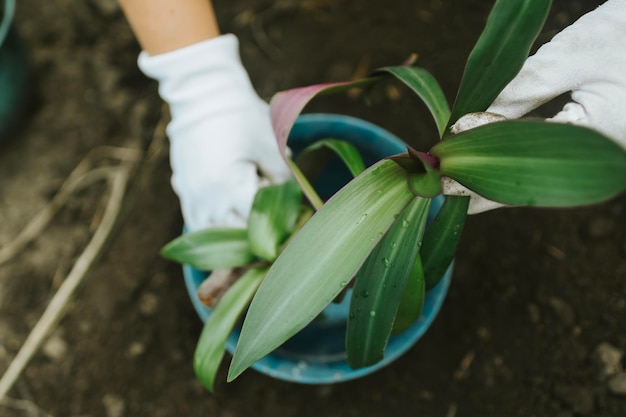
{"left": 269, "top": 79, "right": 377, "bottom": 156}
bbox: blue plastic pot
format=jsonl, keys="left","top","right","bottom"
{"left": 184, "top": 113, "right": 452, "bottom": 384}
{"left": 0, "top": 0, "right": 29, "bottom": 141}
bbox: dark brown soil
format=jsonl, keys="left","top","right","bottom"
{"left": 1, "top": 0, "right": 624, "bottom": 416}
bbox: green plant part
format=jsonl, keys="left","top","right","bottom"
{"left": 447, "top": 0, "right": 552, "bottom": 129}
{"left": 346, "top": 197, "right": 431, "bottom": 368}
{"left": 247, "top": 179, "right": 302, "bottom": 262}
{"left": 301, "top": 138, "right": 366, "bottom": 177}
{"left": 161, "top": 229, "right": 255, "bottom": 271}
{"left": 163, "top": 139, "right": 369, "bottom": 390}
{"left": 391, "top": 253, "right": 426, "bottom": 336}
{"left": 193, "top": 267, "right": 268, "bottom": 392}
{"left": 431, "top": 121, "right": 626, "bottom": 207}
{"left": 421, "top": 196, "right": 470, "bottom": 290}
{"left": 227, "top": 159, "right": 418, "bottom": 381}
{"left": 228, "top": 0, "right": 626, "bottom": 382}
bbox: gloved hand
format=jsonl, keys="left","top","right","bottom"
{"left": 138, "top": 34, "right": 291, "bottom": 231}
{"left": 443, "top": 0, "right": 626, "bottom": 213}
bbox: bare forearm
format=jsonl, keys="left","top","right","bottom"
{"left": 119, "top": 0, "right": 220, "bottom": 55}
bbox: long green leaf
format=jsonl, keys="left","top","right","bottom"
{"left": 161, "top": 229, "right": 254, "bottom": 271}
{"left": 422, "top": 196, "right": 470, "bottom": 290}
{"left": 378, "top": 66, "right": 451, "bottom": 137}
{"left": 432, "top": 121, "right": 626, "bottom": 207}
{"left": 301, "top": 138, "right": 366, "bottom": 177}
{"left": 391, "top": 253, "right": 426, "bottom": 335}
{"left": 228, "top": 160, "right": 416, "bottom": 381}
{"left": 193, "top": 267, "right": 267, "bottom": 392}
{"left": 346, "top": 197, "right": 431, "bottom": 368}
{"left": 448, "top": 0, "right": 551, "bottom": 129}
{"left": 247, "top": 180, "right": 302, "bottom": 262}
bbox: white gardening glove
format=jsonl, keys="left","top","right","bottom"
{"left": 444, "top": 0, "right": 626, "bottom": 213}
{"left": 138, "top": 34, "right": 291, "bottom": 231}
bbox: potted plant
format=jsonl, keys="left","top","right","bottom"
{"left": 163, "top": 0, "right": 626, "bottom": 392}
{"left": 170, "top": 113, "right": 454, "bottom": 389}
{"left": 0, "top": 0, "right": 29, "bottom": 142}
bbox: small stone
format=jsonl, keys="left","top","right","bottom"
{"left": 591, "top": 343, "right": 623, "bottom": 380}
{"left": 102, "top": 393, "right": 126, "bottom": 417}
{"left": 476, "top": 326, "right": 491, "bottom": 340}
{"left": 549, "top": 297, "right": 575, "bottom": 326}
{"left": 138, "top": 292, "right": 159, "bottom": 317}
{"left": 608, "top": 373, "right": 626, "bottom": 396}
{"left": 127, "top": 342, "right": 146, "bottom": 358}
{"left": 42, "top": 334, "right": 68, "bottom": 361}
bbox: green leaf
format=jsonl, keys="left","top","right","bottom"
{"left": 247, "top": 179, "right": 302, "bottom": 262}
{"left": 193, "top": 267, "right": 267, "bottom": 392}
{"left": 286, "top": 159, "right": 324, "bottom": 210}
{"left": 301, "top": 138, "right": 366, "bottom": 177}
{"left": 432, "top": 121, "right": 626, "bottom": 207}
{"left": 408, "top": 171, "right": 442, "bottom": 198}
{"left": 346, "top": 197, "right": 431, "bottom": 368}
{"left": 448, "top": 0, "right": 552, "bottom": 129}
{"left": 422, "top": 196, "right": 470, "bottom": 290}
{"left": 161, "top": 229, "right": 255, "bottom": 271}
{"left": 407, "top": 149, "right": 442, "bottom": 197}
{"left": 228, "top": 160, "right": 416, "bottom": 381}
{"left": 391, "top": 150, "right": 443, "bottom": 197}
{"left": 392, "top": 253, "right": 426, "bottom": 335}
{"left": 377, "top": 66, "right": 451, "bottom": 137}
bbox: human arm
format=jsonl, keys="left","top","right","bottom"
{"left": 119, "top": 0, "right": 291, "bottom": 231}
{"left": 119, "top": 0, "right": 220, "bottom": 55}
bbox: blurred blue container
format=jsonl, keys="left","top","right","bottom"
{"left": 0, "top": 0, "right": 29, "bottom": 141}
{"left": 184, "top": 114, "right": 453, "bottom": 384}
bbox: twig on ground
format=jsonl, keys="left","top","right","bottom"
{"left": 0, "top": 151, "right": 140, "bottom": 266}
{"left": 0, "top": 103, "right": 167, "bottom": 401}
{"left": 0, "top": 396, "right": 53, "bottom": 417}
{"left": 0, "top": 163, "right": 133, "bottom": 401}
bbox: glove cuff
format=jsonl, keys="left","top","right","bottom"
{"left": 137, "top": 34, "right": 262, "bottom": 127}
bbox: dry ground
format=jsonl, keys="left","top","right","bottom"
{"left": 0, "top": 0, "right": 624, "bottom": 416}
